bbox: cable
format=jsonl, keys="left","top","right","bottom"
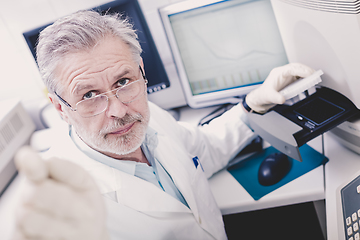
{"left": 197, "top": 104, "right": 235, "bottom": 126}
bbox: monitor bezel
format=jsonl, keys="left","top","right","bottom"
{"left": 160, "top": 0, "right": 285, "bottom": 108}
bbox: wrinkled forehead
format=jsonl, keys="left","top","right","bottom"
{"left": 54, "top": 36, "right": 139, "bottom": 94}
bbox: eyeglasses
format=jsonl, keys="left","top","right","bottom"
{"left": 55, "top": 66, "right": 148, "bottom": 118}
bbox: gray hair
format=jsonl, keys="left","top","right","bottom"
{"left": 36, "top": 10, "right": 142, "bottom": 94}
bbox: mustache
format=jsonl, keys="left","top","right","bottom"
{"left": 100, "top": 113, "right": 143, "bottom": 135}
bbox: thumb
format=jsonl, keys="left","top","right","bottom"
{"left": 14, "top": 146, "right": 48, "bottom": 183}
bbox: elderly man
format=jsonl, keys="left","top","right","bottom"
{"left": 14, "top": 10, "right": 314, "bottom": 240}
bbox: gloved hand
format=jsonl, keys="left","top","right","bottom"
{"left": 245, "top": 63, "right": 315, "bottom": 113}
{"left": 12, "top": 146, "right": 109, "bottom": 240}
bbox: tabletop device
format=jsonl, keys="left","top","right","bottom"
{"left": 335, "top": 169, "right": 360, "bottom": 240}
{"left": 340, "top": 174, "right": 360, "bottom": 240}
{"left": 23, "top": 0, "right": 170, "bottom": 98}
{"left": 160, "top": 0, "right": 289, "bottom": 108}
{"left": 242, "top": 70, "right": 326, "bottom": 187}
{"left": 269, "top": 0, "right": 360, "bottom": 155}
{"left": 248, "top": 85, "right": 360, "bottom": 162}
{"left": 0, "top": 99, "right": 35, "bottom": 197}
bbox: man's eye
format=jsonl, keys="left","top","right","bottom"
{"left": 117, "top": 79, "right": 130, "bottom": 87}
{"left": 83, "top": 91, "right": 96, "bottom": 100}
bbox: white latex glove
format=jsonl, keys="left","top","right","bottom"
{"left": 12, "top": 146, "right": 109, "bottom": 240}
{"left": 245, "top": 63, "right": 315, "bottom": 113}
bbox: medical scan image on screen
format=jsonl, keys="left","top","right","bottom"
{"left": 168, "top": 0, "right": 288, "bottom": 96}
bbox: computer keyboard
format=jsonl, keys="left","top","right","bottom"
{"left": 341, "top": 174, "right": 360, "bottom": 240}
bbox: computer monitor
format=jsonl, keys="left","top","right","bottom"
{"left": 160, "top": 0, "right": 289, "bottom": 108}
{"left": 23, "top": 0, "right": 170, "bottom": 95}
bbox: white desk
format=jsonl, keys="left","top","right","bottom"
{"left": 209, "top": 159, "right": 324, "bottom": 215}
{"left": 208, "top": 128, "right": 360, "bottom": 240}
{"left": 181, "top": 105, "right": 360, "bottom": 240}
{"left": 179, "top": 105, "right": 326, "bottom": 215}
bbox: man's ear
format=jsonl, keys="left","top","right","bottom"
{"left": 48, "top": 93, "right": 70, "bottom": 124}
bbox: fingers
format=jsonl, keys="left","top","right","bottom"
{"left": 47, "top": 158, "right": 97, "bottom": 191}
{"left": 15, "top": 179, "right": 107, "bottom": 240}
{"left": 14, "top": 146, "right": 48, "bottom": 183}
{"left": 13, "top": 148, "right": 107, "bottom": 240}
{"left": 246, "top": 63, "right": 314, "bottom": 113}
{"left": 15, "top": 146, "right": 96, "bottom": 191}
{"left": 265, "top": 89, "right": 286, "bottom": 105}
{"left": 284, "top": 63, "right": 315, "bottom": 78}
{"left": 264, "top": 63, "right": 315, "bottom": 91}
{"left": 15, "top": 204, "right": 78, "bottom": 240}
{"left": 24, "top": 179, "right": 95, "bottom": 219}
{"left": 14, "top": 178, "right": 97, "bottom": 240}
{"left": 246, "top": 88, "right": 284, "bottom": 113}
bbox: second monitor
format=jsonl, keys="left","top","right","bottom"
{"left": 160, "top": 0, "right": 289, "bottom": 108}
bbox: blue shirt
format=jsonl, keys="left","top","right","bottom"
{"left": 70, "top": 126, "right": 188, "bottom": 207}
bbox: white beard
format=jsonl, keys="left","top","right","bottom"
{"left": 73, "top": 110, "right": 150, "bottom": 156}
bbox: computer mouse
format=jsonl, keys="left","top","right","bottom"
{"left": 258, "top": 152, "right": 291, "bottom": 186}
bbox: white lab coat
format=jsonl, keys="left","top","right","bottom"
{"left": 43, "top": 101, "right": 255, "bottom": 240}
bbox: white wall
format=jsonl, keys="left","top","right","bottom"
{"left": 0, "top": 0, "right": 182, "bottom": 128}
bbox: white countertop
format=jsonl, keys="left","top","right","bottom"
{"left": 180, "top": 105, "right": 326, "bottom": 215}
{"left": 209, "top": 134, "right": 325, "bottom": 215}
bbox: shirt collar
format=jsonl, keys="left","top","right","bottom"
{"left": 142, "top": 126, "right": 158, "bottom": 158}
{"left": 69, "top": 125, "right": 158, "bottom": 176}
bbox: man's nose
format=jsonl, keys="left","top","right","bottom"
{"left": 105, "top": 94, "right": 128, "bottom": 119}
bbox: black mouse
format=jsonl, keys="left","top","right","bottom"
{"left": 258, "top": 152, "right": 291, "bottom": 186}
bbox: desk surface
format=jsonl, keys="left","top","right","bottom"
{"left": 179, "top": 105, "right": 325, "bottom": 215}
{"left": 209, "top": 159, "right": 324, "bottom": 215}
{"left": 181, "top": 105, "right": 360, "bottom": 240}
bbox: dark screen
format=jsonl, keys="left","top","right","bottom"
{"left": 294, "top": 97, "right": 344, "bottom": 125}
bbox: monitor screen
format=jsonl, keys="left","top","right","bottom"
{"left": 23, "top": 0, "right": 170, "bottom": 95}
{"left": 160, "top": 0, "right": 288, "bottom": 108}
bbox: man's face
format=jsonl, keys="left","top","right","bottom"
{"left": 52, "top": 36, "right": 150, "bottom": 157}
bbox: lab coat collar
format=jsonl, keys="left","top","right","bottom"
{"left": 68, "top": 125, "right": 192, "bottom": 215}
{"left": 143, "top": 126, "right": 158, "bottom": 156}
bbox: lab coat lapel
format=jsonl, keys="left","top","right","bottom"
{"left": 154, "top": 132, "right": 201, "bottom": 222}
{"left": 149, "top": 117, "right": 225, "bottom": 240}
{"left": 115, "top": 170, "right": 191, "bottom": 216}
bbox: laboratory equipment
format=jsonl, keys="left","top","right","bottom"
{"left": 160, "top": 0, "right": 289, "bottom": 108}
{"left": 270, "top": 0, "right": 360, "bottom": 155}
{"left": 0, "top": 99, "right": 35, "bottom": 196}
{"left": 248, "top": 85, "right": 359, "bottom": 161}
{"left": 340, "top": 174, "right": 360, "bottom": 240}
{"left": 335, "top": 169, "right": 360, "bottom": 240}
{"left": 258, "top": 152, "right": 291, "bottom": 186}
{"left": 23, "top": 0, "right": 170, "bottom": 105}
